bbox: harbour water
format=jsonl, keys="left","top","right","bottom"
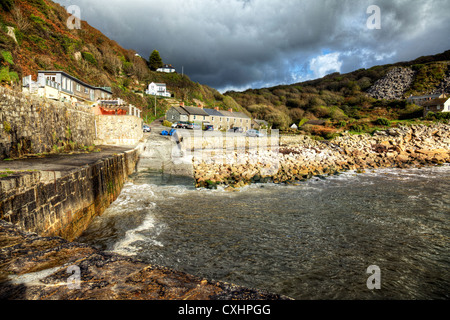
{"left": 78, "top": 165, "right": 450, "bottom": 300}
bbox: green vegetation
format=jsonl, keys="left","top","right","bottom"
{"left": 226, "top": 51, "right": 450, "bottom": 135}
{"left": 81, "top": 51, "right": 97, "bottom": 65}
{"left": 3, "top": 121, "right": 11, "bottom": 133}
{"left": 1, "top": 50, "right": 13, "bottom": 64}
{"left": 162, "top": 120, "right": 173, "bottom": 127}
{"left": 149, "top": 49, "right": 163, "bottom": 71}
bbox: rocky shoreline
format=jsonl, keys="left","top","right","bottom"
{"left": 0, "top": 219, "right": 290, "bottom": 300}
{"left": 193, "top": 123, "right": 450, "bottom": 189}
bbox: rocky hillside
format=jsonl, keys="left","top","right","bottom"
{"left": 0, "top": 0, "right": 245, "bottom": 122}
{"left": 226, "top": 50, "right": 450, "bottom": 130}
{"left": 366, "top": 67, "right": 416, "bottom": 100}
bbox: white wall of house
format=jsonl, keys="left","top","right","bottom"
{"left": 444, "top": 99, "right": 450, "bottom": 112}
{"left": 146, "top": 82, "right": 171, "bottom": 97}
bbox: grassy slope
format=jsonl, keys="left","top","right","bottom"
{"left": 0, "top": 0, "right": 245, "bottom": 124}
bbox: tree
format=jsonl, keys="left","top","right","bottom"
{"left": 0, "top": 0, "right": 14, "bottom": 12}
{"left": 149, "top": 50, "right": 163, "bottom": 71}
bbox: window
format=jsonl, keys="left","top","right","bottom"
{"left": 85, "top": 88, "right": 89, "bottom": 94}
{"left": 194, "top": 116, "right": 197, "bottom": 120}
{"left": 227, "top": 118, "right": 230, "bottom": 122}
{"left": 76, "top": 84, "right": 81, "bottom": 91}
{"left": 203, "top": 116, "right": 206, "bottom": 121}
{"left": 211, "top": 117, "right": 214, "bottom": 121}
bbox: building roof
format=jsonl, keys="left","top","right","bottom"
{"left": 38, "top": 70, "right": 112, "bottom": 94}
{"left": 180, "top": 105, "right": 210, "bottom": 116}
{"left": 408, "top": 94, "right": 442, "bottom": 99}
{"left": 219, "top": 110, "right": 250, "bottom": 119}
{"left": 422, "top": 98, "right": 449, "bottom": 106}
{"left": 158, "top": 64, "right": 175, "bottom": 69}
{"left": 172, "top": 106, "right": 189, "bottom": 116}
{"left": 203, "top": 108, "right": 224, "bottom": 116}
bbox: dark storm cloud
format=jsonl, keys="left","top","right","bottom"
{"left": 55, "top": 0, "right": 450, "bottom": 91}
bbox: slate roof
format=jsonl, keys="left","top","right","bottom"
{"left": 203, "top": 108, "right": 224, "bottom": 116}
{"left": 220, "top": 110, "right": 250, "bottom": 119}
{"left": 172, "top": 106, "right": 189, "bottom": 115}
{"left": 180, "top": 105, "right": 209, "bottom": 116}
{"left": 422, "top": 98, "right": 449, "bottom": 106}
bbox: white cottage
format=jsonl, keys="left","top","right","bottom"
{"left": 145, "top": 82, "right": 171, "bottom": 97}
{"left": 157, "top": 64, "right": 176, "bottom": 73}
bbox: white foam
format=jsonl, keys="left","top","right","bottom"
{"left": 112, "top": 212, "right": 165, "bottom": 257}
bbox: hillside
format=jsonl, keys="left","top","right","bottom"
{"left": 226, "top": 50, "right": 450, "bottom": 134}
{"left": 0, "top": 0, "right": 245, "bottom": 123}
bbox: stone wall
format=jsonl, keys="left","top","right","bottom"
{"left": 0, "top": 87, "right": 95, "bottom": 160}
{"left": 94, "top": 115, "right": 143, "bottom": 146}
{"left": 0, "top": 148, "right": 140, "bottom": 241}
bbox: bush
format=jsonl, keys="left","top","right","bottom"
{"left": 162, "top": 120, "right": 173, "bottom": 127}
{"left": 375, "top": 118, "right": 391, "bottom": 127}
{"left": 82, "top": 52, "right": 98, "bottom": 65}
{"left": 426, "top": 112, "right": 450, "bottom": 121}
{"left": 349, "top": 123, "right": 370, "bottom": 133}
{"left": 1, "top": 51, "right": 14, "bottom": 65}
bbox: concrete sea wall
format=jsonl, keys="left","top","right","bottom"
{"left": 0, "top": 148, "right": 140, "bottom": 241}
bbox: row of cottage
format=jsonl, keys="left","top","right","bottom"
{"left": 22, "top": 70, "right": 141, "bottom": 118}
{"left": 166, "top": 102, "right": 266, "bottom": 132}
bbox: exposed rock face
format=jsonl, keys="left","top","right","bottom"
{"left": 367, "top": 67, "right": 416, "bottom": 100}
{"left": 0, "top": 220, "right": 290, "bottom": 300}
{"left": 193, "top": 124, "right": 450, "bottom": 189}
{"left": 432, "top": 70, "right": 450, "bottom": 94}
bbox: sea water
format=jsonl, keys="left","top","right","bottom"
{"left": 78, "top": 165, "right": 450, "bottom": 299}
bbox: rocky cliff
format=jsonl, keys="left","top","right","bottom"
{"left": 366, "top": 67, "right": 416, "bottom": 100}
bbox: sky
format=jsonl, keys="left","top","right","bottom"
{"left": 54, "top": 0, "right": 450, "bottom": 93}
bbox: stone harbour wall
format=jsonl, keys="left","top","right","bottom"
{"left": 0, "top": 87, "right": 96, "bottom": 160}
{"left": 0, "top": 148, "right": 140, "bottom": 241}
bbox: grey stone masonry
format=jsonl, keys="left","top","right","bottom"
{"left": 0, "top": 86, "right": 95, "bottom": 160}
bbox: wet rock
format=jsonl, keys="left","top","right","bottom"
{"left": 0, "top": 220, "right": 291, "bottom": 300}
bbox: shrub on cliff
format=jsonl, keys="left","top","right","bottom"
{"left": 375, "top": 118, "right": 391, "bottom": 127}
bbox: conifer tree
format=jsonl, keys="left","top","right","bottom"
{"left": 149, "top": 50, "right": 163, "bottom": 71}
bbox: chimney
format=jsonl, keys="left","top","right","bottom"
{"left": 198, "top": 103, "right": 203, "bottom": 109}
{"left": 180, "top": 102, "right": 185, "bottom": 107}
{"left": 228, "top": 108, "right": 233, "bottom": 113}
{"left": 214, "top": 107, "right": 219, "bottom": 111}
